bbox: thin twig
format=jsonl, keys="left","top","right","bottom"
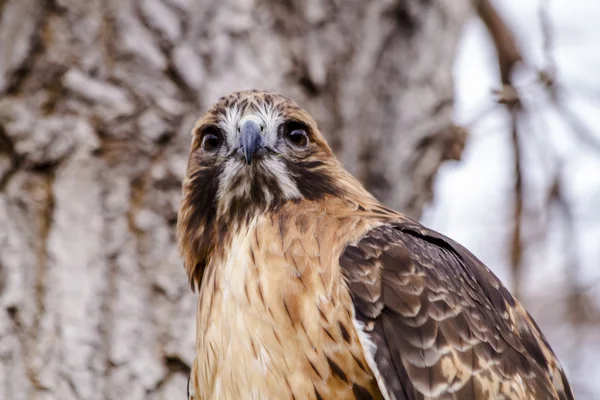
{"left": 539, "top": 0, "right": 557, "bottom": 89}
{"left": 557, "top": 104, "right": 600, "bottom": 154}
{"left": 509, "top": 107, "right": 523, "bottom": 297}
{"left": 537, "top": 0, "right": 600, "bottom": 153}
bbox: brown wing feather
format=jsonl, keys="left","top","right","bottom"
{"left": 340, "top": 222, "right": 574, "bottom": 400}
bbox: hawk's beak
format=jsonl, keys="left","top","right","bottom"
{"left": 239, "top": 118, "right": 265, "bottom": 165}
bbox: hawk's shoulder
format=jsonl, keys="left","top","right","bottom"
{"left": 340, "top": 220, "right": 574, "bottom": 400}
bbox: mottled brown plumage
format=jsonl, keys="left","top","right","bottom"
{"left": 177, "top": 90, "right": 574, "bottom": 400}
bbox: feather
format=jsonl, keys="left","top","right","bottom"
{"left": 341, "top": 223, "right": 575, "bottom": 400}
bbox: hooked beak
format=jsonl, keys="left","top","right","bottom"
{"left": 239, "top": 118, "right": 265, "bottom": 165}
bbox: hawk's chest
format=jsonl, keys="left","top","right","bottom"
{"left": 192, "top": 214, "right": 382, "bottom": 400}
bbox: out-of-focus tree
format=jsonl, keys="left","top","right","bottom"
{"left": 0, "top": 1, "right": 471, "bottom": 399}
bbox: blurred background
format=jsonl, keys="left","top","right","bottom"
{"left": 0, "top": 0, "right": 598, "bottom": 399}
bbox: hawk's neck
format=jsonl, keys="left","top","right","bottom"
{"left": 193, "top": 199, "right": 387, "bottom": 400}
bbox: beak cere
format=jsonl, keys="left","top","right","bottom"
{"left": 239, "top": 117, "right": 265, "bottom": 165}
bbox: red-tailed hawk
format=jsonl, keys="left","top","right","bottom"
{"left": 177, "top": 90, "right": 574, "bottom": 400}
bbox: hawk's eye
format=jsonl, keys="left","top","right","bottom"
{"left": 284, "top": 121, "right": 309, "bottom": 148}
{"left": 201, "top": 129, "right": 222, "bottom": 152}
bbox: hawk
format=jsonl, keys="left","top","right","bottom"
{"left": 177, "top": 90, "right": 574, "bottom": 400}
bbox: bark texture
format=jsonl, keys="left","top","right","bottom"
{"left": 0, "top": 0, "right": 471, "bottom": 398}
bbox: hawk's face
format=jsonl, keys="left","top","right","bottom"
{"left": 178, "top": 90, "right": 352, "bottom": 284}
{"left": 186, "top": 91, "right": 344, "bottom": 223}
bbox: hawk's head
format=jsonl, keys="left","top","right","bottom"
{"left": 177, "top": 90, "right": 364, "bottom": 286}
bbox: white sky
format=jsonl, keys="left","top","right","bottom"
{"left": 422, "top": 0, "right": 600, "bottom": 397}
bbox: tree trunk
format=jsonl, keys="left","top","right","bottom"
{"left": 0, "top": 0, "right": 471, "bottom": 398}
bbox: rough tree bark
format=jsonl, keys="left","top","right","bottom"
{"left": 0, "top": 0, "right": 471, "bottom": 399}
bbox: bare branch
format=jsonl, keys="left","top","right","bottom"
{"left": 475, "top": 0, "right": 523, "bottom": 84}
{"left": 476, "top": 0, "right": 525, "bottom": 295}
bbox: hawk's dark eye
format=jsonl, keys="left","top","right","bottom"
{"left": 284, "top": 121, "right": 309, "bottom": 148}
{"left": 201, "top": 129, "right": 222, "bottom": 152}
